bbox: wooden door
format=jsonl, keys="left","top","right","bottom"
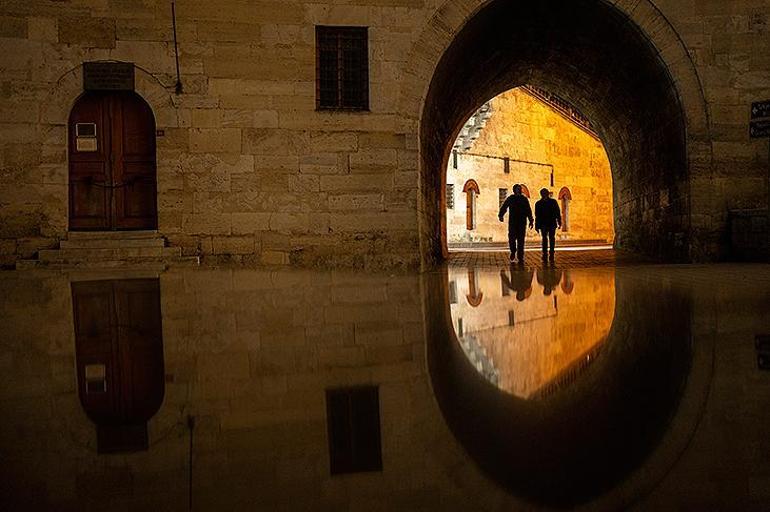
{"left": 69, "top": 92, "right": 157, "bottom": 231}
{"left": 72, "top": 278, "right": 164, "bottom": 453}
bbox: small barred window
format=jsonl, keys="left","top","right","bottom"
{"left": 447, "top": 184, "right": 455, "bottom": 209}
{"left": 316, "top": 26, "right": 369, "bottom": 111}
{"left": 499, "top": 188, "right": 508, "bottom": 208}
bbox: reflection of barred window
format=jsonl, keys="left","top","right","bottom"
{"left": 446, "top": 184, "right": 455, "bottom": 209}
{"left": 316, "top": 27, "right": 369, "bottom": 110}
{"left": 326, "top": 386, "right": 382, "bottom": 474}
{"left": 499, "top": 188, "right": 508, "bottom": 208}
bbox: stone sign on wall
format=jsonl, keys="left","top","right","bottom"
{"left": 83, "top": 61, "right": 135, "bottom": 91}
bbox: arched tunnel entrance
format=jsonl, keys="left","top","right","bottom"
{"left": 420, "top": 0, "right": 691, "bottom": 263}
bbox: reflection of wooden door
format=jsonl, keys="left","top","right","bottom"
{"left": 68, "top": 92, "right": 157, "bottom": 231}
{"left": 72, "top": 278, "right": 164, "bottom": 453}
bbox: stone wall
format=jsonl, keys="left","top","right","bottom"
{"left": 0, "top": 0, "right": 768, "bottom": 267}
{"left": 0, "top": 1, "right": 434, "bottom": 269}
{"left": 446, "top": 88, "right": 614, "bottom": 244}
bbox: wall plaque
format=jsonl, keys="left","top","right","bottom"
{"left": 83, "top": 61, "right": 135, "bottom": 91}
{"left": 76, "top": 138, "right": 98, "bottom": 152}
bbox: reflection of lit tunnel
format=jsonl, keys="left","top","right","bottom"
{"left": 426, "top": 268, "right": 693, "bottom": 507}
{"left": 452, "top": 268, "right": 616, "bottom": 400}
{"left": 421, "top": 0, "right": 690, "bottom": 263}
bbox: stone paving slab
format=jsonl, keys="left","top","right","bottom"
{"left": 448, "top": 249, "right": 650, "bottom": 269}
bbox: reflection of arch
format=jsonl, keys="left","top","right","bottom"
{"left": 463, "top": 179, "right": 480, "bottom": 231}
{"left": 412, "top": 0, "right": 711, "bottom": 264}
{"left": 558, "top": 187, "right": 572, "bottom": 232}
{"left": 519, "top": 184, "right": 530, "bottom": 199}
{"left": 466, "top": 269, "right": 483, "bottom": 307}
{"left": 425, "top": 268, "right": 699, "bottom": 508}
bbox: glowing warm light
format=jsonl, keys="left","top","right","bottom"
{"left": 446, "top": 87, "right": 615, "bottom": 246}
{"left": 449, "top": 267, "right": 615, "bottom": 399}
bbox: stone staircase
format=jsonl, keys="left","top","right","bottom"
{"left": 453, "top": 102, "right": 493, "bottom": 151}
{"left": 17, "top": 231, "right": 199, "bottom": 269}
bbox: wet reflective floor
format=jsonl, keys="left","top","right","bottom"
{"left": 1, "top": 259, "right": 769, "bottom": 511}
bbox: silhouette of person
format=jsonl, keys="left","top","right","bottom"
{"left": 500, "top": 264, "right": 534, "bottom": 301}
{"left": 537, "top": 265, "right": 563, "bottom": 296}
{"left": 535, "top": 188, "right": 562, "bottom": 261}
{"left": 499, "top": 184, "right": 533, "bottom": 264}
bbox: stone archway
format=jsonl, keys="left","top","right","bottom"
{"left": 40, "top": 61, "right": 178, "bottom": 241}
{"left": 398, "top": 0, "right": 712, "bottom": 266}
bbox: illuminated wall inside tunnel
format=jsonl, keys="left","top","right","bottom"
{"left": 446, "top": 88, "right": 615, "bottom": 246}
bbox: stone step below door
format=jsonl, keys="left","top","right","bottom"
{"left": 15, "top": 231, "right": 198, "bottom": 269}
{"left": 60, "top": 237, "right": 165, "bottom": 249}
{"left": 66, "top": 230, "right": 161, "bottom": 241}
{"left": 38, "top": 247, "right": 182, "bottom": 262}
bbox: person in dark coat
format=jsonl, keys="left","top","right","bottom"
{"left": 535, "top": 188, "right": 562, "bottom": 261}
{"left": 498, "top": 184, "right": 533, "bottom": 263}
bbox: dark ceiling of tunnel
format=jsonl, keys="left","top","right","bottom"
{"left": 421, "top": 0, "right": 690, "bottom": 262}
{"left": 424, "top": 269, "right": 693, "bottom": 508}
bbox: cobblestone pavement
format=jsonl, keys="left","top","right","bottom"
{"left": 448, "top": 248, "right": 650, "bottom": 269}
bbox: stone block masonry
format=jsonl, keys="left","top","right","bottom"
{"left": 0, "top": 0, "right": 768, "bottom": 268}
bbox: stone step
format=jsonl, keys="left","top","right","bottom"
{"left": 38, "top": 246, "right": 181, "bottom": 262}
{"left": 60, "top": 237, "right": 165, "bottom": 249}
{"left": 67, "top": 230, "right": 160, "bottom": 240}
{"left": 16, "top": 256, "right": 200, "bottom": 270}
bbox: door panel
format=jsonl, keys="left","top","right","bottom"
{"left": 69, "top": 94, "right": 111, "bottom": 230}
{"left": 114, "top": 279, "right": 164, "bottom": 420}
{"left": 68, "top": 92, "right": 157, "bottom": 231}
{"left": 69, "top": 162, "right": 110, "bottom": 223}
{"left": 72, "top": 278, "right": 164, "bottom": 453}
{"left": 113, "top": 93, "right": 157, "bottom": 230}
{"left": 72, "top": 281, "right": 117, "bottom": 423}
{"left": 115, "top": 162, "right": 157, "bottom": 227}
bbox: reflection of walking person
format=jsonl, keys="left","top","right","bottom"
{"left": 498, "top": 184, "right": 533, "bottom": 264}
{"left": 500, "top": 264, "right": 534, "bottom": 301}
{"left": 535, "top": 188, "right": 561, "bottom": 261}
{"left": 537, "top": 266, "right": 563, "bottom": 296}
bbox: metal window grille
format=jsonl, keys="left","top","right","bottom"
{"left": 447, "top": 184, "right": 455, "bottom": 209}
{"left": 499, "top": 188, "right": 508, "bottom": 208}
{"left": 316, "top": 26, "right": 369, "bottom": 110}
